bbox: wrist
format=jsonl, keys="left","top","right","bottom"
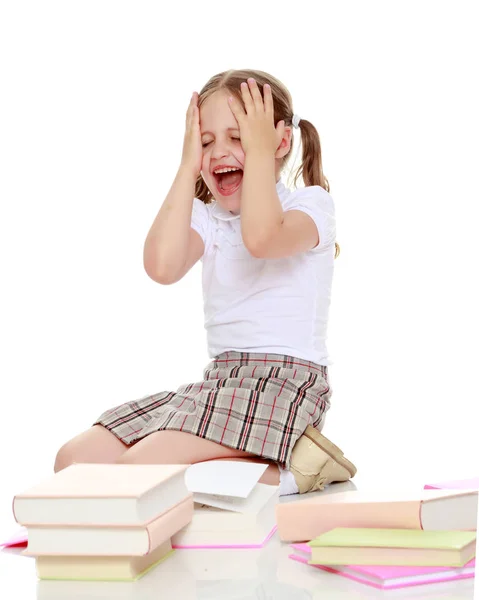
{"left": 244, "top": 150, "right": 276, "bottom": 173}
{"left": 177, "top": 164, "right": 199, "bottom": 185}
{"left": 244, "top": 151, "right": 276, "bottom": 181}
{"left": 244, "top": 148, "right": 276, "bottom": 163}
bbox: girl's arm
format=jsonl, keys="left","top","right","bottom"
{"left": 229, "top": 80, "right": 319, "bottom": 259}
{"left": 143, "top": 166, "right": 204, "bottom": 285}
{"left": 241, "top": 152, "right": 319, "bottom": 259}
{"left": 144, "top": 92, "right": 204, "bottom": 284}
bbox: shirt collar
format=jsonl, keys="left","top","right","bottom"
{"left": 211, "top": 179, "right": 288, "bottom": 221}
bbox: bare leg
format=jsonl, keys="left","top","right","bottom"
{"left": 54, "top": 425, "right": 129, "bottom": 473}
{"left": 116, "top": 430, "right": 280, "bottom": 485}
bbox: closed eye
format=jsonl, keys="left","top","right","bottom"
{"left": 202, "top": 137, "right": 241, "bottom": 148}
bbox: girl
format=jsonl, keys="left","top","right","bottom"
{"left": 54, "top": 69, "right": 356, "bottom": 495}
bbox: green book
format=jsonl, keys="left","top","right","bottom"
{"left": 308, "top": 528, "right": 476, "bottom": 567}
{"left": 34, "top": 540, "right": 174, "bottom": 581}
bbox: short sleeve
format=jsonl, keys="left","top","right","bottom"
{"left": 283, "top": 185, "right": 336, "bottom": 252}
{"left": 191, "top": 198, "right": 213, "bottom": 255}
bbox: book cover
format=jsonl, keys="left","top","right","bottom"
{"left": 172, "top": 525, "right": 277, "bottom": 549}
{"left": 307, "top": 528, "right": 476, "bottom": 567}
{"left": 35, "top": 539, "right": 174, "bottom": 581}
{"left": 0, "top": 528, "right": 27, "bottom": 548}
{"left": 23, "top": 495, "right": 193, "bottom": 556}
{"left": 289, "top": 543, "right": 476, "bottom": 590}
{"left": 425, "top": 477, "right": 479, "bottom": 490}
{"left": 172, "top": 485, "right": 279, "bottom": 548}
{"left": 13, "top": 463, "right": 189, "bottom": 526}
{"left": 276, "top": 489, "right": 478, "bottom": 542}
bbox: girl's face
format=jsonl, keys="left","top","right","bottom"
{"left": 199, "top": 90, "right": 245, "bottom": 215}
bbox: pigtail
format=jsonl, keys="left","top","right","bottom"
{"left": 195, "top": 175, "right": 212, "bottom": 204}
{"left": 293, "top": 119, "right": 340, "bottom": 259}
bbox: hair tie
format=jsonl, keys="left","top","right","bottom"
{"left": 292, "top": 114, "right": 301, "bottom": 129}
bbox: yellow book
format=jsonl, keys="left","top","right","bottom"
{"left": 35, "top": 539, "right": 173, "bottom": 581}
{"left": 308, "top": 528, "right": 476, "bottom": 567}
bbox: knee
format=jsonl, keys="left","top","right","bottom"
{"left": 53, "top": 440, "right": 77, "bottom": 473}
{"left": 115, "top": 450, "right": 135, "bottom": 464}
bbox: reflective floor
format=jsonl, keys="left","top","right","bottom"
{"left": 1, "top": 478, "right": 475, "bottom": 600}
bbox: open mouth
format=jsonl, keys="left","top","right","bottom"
{"left": 213, "top": 167, "right": 244, "bottom": 196}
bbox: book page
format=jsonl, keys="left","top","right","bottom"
{"left": 185, "top": 461, "right": 268, "bottom": 498}
{"left": 194, "top": 483, "right": 279, "bottom": 513}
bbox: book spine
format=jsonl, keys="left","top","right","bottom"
{"left": 12, "top": 496, "right": 18, "bottom": 524}
{"left": 276, "top": 501, "right": 422, "bottom": 542}
{"left": 146, "top": 495, "right": 193, "bottom": 553}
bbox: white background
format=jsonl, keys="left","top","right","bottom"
{"left": 1, "top": 1, "right": 478, "bottom": 597}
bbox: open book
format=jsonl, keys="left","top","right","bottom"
{"left": 174, "top": 460, "right": 279, "bottom": 548}
{"left": 172, "top": 483, "right": 279, "bottom": 548}
{"left": 185, "top": 460, "right": 272, "bottom": 510}
{"left": 4, "top": 460, "right": 279, "bottom": 550}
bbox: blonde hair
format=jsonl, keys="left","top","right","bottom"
{"left": 195, "top": 69, "right": 340, "bottom": 259}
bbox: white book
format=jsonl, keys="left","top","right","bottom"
{"left": 13, "top": 463, "right": 189, "bottom": 526}
{"left": 23, "top": 495, "right": 193, "bottom": 556}
{"left": 172, "top": 483, "right": 279, "bottom": 548}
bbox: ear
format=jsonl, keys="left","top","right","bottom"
{"left": 275, "top": 125, "right": 293, "bottom": 159}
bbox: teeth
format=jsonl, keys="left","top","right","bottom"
{"left": 214, "top": 167, "right": 240, "bottom": 174}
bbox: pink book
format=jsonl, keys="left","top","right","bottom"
{"left": 22, "top": 495, "right": 193, "bottom": 556}
{"left": 425, "top": 477, "right": 479, "bottom": 490}
{"left": 276, "top": 489, "right": 478, "bottom": 542}
{"left": 1, "top": 524, "right": 277, "bottom": 552}
{"left": 13, "top": 463, "right": 189, "bottom": 526}
{"left": 0, "top": 529, "right": 27, "bottom": 548}
{"left": 289, "top": 543, "right": 476, "bottom": 590}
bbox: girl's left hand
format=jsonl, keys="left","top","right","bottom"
{"left": 228, "top": 78, "right": 285, "bottom": 156}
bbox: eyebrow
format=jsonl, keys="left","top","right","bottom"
{"left": 201, "top": 127, "right": 240, "bottom": 136}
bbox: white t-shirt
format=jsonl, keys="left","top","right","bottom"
{"left": 190, "top": 179, "right": 336, "bottom": 366}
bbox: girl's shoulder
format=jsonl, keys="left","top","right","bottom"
{"left": 281, "top": 184, "right": 335, "bottom": 213}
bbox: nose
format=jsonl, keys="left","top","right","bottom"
{"left": 211, "top": 139, "right": 231, "bottom": 160}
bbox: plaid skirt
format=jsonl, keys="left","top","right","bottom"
{"left": 93, "top": 352, "right": 332, "bottom": 469}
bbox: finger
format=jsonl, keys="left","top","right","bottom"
{"left": 228, "top": 95, "right": 245, "bottom": 123}
{"left": 186, "top": 92, "right": 196, "bottom": 124}
{"left": 240, "top": 81, "right": 254, "bottom": 114}
{"left": 192, "top": 104, "right": 199, "bottom": 127}
{"left": 276, "top": 120, "right": 286, "bottom": 148}
{"left": 247, "top": 78, "right": 264, "bottom": 111}
{"left": 193, "top": 94, "right": 202, "bottom": 128}
{"left": 263, "top": 83, "right": 274, "bottom": 120}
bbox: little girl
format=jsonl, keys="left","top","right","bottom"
{"left": 54, "top": 69, "right": 356, "bottom": 496}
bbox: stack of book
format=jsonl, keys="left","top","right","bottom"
{"left": 4, "top": 460, "right": 281, "bottom": 553}
{"left": 173, "top": 460, "right": 279, "bottom": 548}
{"left": 172, "top": 482, "right": 279, "bottom": 548}
{"left": 276, "top": 487, "right": 478, "bottom": 590}
{"left": 12, "top": 463, "right": 194, "bottom": 581}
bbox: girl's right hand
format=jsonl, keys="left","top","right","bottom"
{"left": 180, "top": 92, "right": 203, "bottom": 178}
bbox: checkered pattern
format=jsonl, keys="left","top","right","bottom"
{"left": 93, "top": 352, "right": 331, "bottom": 469}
